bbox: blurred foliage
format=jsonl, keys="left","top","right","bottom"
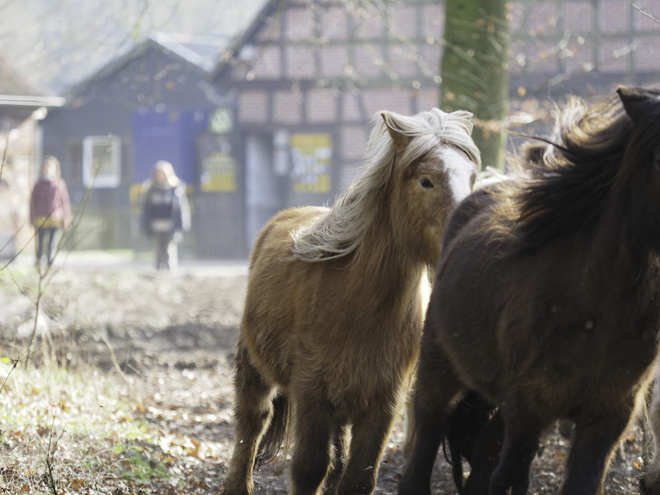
{"left": 0, "top": 0, "right": 267, "bottom": 93}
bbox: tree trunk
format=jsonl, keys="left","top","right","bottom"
{"left": 440, "top": 0, "right": 510, "bottom": 170}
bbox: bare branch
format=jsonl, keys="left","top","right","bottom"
{"left": 630, "top": 2, "right": 660, "bottom": 24}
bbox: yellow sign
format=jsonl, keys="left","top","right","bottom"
{"left": 290, "top": 133, "right": 332, "bottom": 193}
{"left": 200, "top": 150, "right": 237, "bottom": 192}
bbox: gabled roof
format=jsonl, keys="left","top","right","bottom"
{"left": 66, "top": 33, "right": 233, "bottom": 100}
{"left": 0, "top": 54, "right": 64, "bottom": 117}
{"left": 211, "top": 0, "right": 280, "bottom": 79}
{"left": 152, "top": 32, "right": 233, "bottom": 72}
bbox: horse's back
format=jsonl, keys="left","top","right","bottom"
{"left": 249, "top": 206, "right": 325, "bottom": 266}
{"left": 441, "top": 183, "right": 506, "bottom": 254}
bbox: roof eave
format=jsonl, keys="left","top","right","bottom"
{"left": 0, "top": 95, "right": 65, "bottom": 107}
{"left": 65, "top": 36, "right": 217, "bottom": 101}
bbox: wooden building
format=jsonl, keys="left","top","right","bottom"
{"left": 40, "top": 33, "right": 244, "bottom": 259}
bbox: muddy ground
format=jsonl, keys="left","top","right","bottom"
{"left": 0, "top": 265, "right": 649, "bottom": 494}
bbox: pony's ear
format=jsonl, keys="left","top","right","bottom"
{"left": 381, "top": 112, "right": 410, "bottom": 149}
{"left": 617, "top": 86, "right": 649, "bottom": 121}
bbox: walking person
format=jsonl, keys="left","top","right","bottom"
{"left": 141, "top": 161, "right": 190, "bottom": 270}
{"left": 30, "top": 156, "right": 72, "bottom": 269}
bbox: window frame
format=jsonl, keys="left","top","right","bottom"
{"left": 82, "top": 135, "right": 121, "bottom": 188}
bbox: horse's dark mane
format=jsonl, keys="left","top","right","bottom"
{"left": 513, "top": 93, "right": 633, "bottom": 252}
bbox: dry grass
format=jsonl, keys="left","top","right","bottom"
{"left": 0, "top": 265, "right": 244, "bottom": 495}
{"left": 0, "top": 266, "right": 651, "bottom": 494}
{"left": 0, "top": 360, "right": 167, "bottom": 493}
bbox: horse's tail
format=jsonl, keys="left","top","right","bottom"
{"left": 255, "top": 394, "right": 291, "bottom": 467}
{"left": 443, "top": 391, "right": 495, "bottom": 494}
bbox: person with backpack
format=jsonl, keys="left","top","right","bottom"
{"left": 140, "top": 161, "right": 190, "bottom": 270}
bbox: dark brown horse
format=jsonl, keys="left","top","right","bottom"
{"left": 223, "top": 108, "right": 481, "bottom": 495}
{"left": 399, "top": 86, "right": 660, "bottom": 495}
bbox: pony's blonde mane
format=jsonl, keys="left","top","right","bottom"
{"left": 291, "top": 108, "right": 480, "bottom": 262}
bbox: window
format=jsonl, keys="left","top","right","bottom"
{"left": 82, "top": 136, "right": 121, "bottom": 187}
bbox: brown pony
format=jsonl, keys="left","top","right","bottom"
{"left": 223, "top": 108, "right": 481, "bottom": 495}
{"left": 400, "top": 87, "right": 660, "bottom": 495}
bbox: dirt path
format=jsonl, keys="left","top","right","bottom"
{"left": 0, "top": 266, "right": 648, "bottom": 494}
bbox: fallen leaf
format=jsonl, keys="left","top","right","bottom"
{"left": 70, "top": 478, "right": 86, "bottom": 489}
{"left": 188, "top": 438, "right": 201, "bottom": 458}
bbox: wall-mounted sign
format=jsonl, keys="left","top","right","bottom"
{"left": 199, "top": 138, "right": 237, "bottom": 192}
{"left": 290, "top": 133, "right": 332, "bottom": 193}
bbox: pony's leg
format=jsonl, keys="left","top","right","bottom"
{"left": 402, "top": 394, "right": 415, "bottom": 459}
{"left": 642, "top": 377, "right": 660, "bottom": 495}
{"left": 336, "top": 403, "right": 397, "bottom": 495}
{"left": 289, "top": 396, "right": 335, "bottom": 495}
{"left": 464, "top": 409, "right": 505, "bottom": 495}
{"left": 560, "top": 413, "right": 632, "bottom": 495}
{"left": 224, "top": 343, "right": 275, "bottom": 495}
{"left": 489, "top": 403, "right": 545, "bottom": 495}
{"left": 398, "top": 349, "right": 464, "bottom": 495}
{"left": 323, "top": 423, "right": 349, "bottom": 495}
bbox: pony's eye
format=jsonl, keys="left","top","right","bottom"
{"left": 419, "top": 178, "right": 434, "bottom": 189}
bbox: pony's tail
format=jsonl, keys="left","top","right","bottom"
{"left": 443, "top": 391, "right": 495, "bottom": 494}
{"left": 255, "top": 394, "right": 291, "bottom": 468}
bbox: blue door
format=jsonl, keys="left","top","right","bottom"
{"left": 132, "top": 108, "right": 207, "bottom": 185}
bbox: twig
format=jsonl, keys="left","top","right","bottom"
{"left": 45, "top": 457, "right": 58, "bottom": 495}
{"left": 24, "top": 275, "right": 44, "bottom": 368}
{"left": 0, "top": 211, "right": 58, "bottom": 272}
{"left": 0, "top": 358, "right": 17, "bottom": 395}
{"left": 630, "top": 2, "right": 660, "bottom": 24}
{"left": 0, "top": 119, "right": 12, "bottom": 185}
{"left": 24, "top": 157, "right": 102, "bottom": 367}
{"left": 44, "top": 422, "right": 65, "bottom": 495}
{"left": 0, "top": 347, "right": 31, "bottom": 396}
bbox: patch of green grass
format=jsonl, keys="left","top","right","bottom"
{"left": 115, "top": 443, "right": 171, "bottom": 483}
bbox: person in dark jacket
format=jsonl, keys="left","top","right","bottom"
{"left": 30, "top": 156, "right": 72, "bottom": 269}
{"left": 141, "top": 161, "right": 190, "bottom": 270}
